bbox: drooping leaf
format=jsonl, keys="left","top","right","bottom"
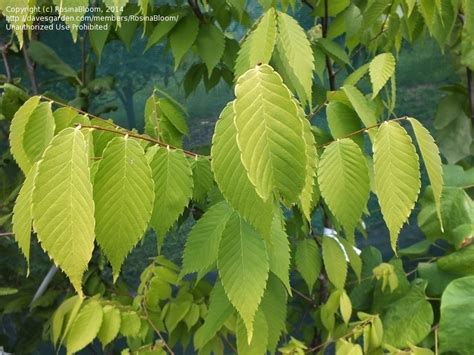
{"left": 299, "top": 110, "right": 318, "bottom": 220}
{"left": 23, "top": 102, "right": 55, "bottom": 165}
{"left": 32, "top": 128, "right": 95, "bottom": 295}
{"left": 409, "top": 117, "right": 444, "bottom": 230}
{"left": 322, "top": 236, "right": 348, "bottom": 290}
{"left": 295, "top": 239, "right": 321, "bottom": 292}
{"left": 326, "top": 101, "right": 364, "bottom": 147}
{"left": 145, "top": 11, "right": 184, "bottom": 50}
{"left": 369, "top": 53, "right": 396, "bottom": 98}
{"left": 51, "top": 295, "right": 83, "bottom": 347}
{"left": 181, "top": 201, "right": 233, "bottom": 277}
{"left": 147, "top": 146, "right": 193, "bottom": 244}
{"left": 260, "top": 274, "right": 288, "bottom": 353}
{"left": 342, "top": 85, "right": 378, "bottom": 139}
{"left": 373, "top": 121, "right": 421, "bottom": 251}
{"left": 267, "top": 213, "right": 292, "bottom": 293}
{"left": 211, "top": 103, "right": 273, "bottom": 238}
{"left": 233, "top": 64, "right": 306, "bottom": 203}
{"left": 196, "top": 23, "right": 226, "bottom": 76}
{"left": 9, "top": 96, "right": 40, "bottom": 174}
{"left": 274, "top": 11, "right": 314, "bottom": 106}
{"left": 53, "top": 0, "right": 89, "bottom": 41}
{"left": 217, "top": 213, "right": 269, "bottom": 341}
{"left": 53, "top": 107, "right": 84, "bottom": 134}
{"left": 94, "top": 137, "right": 154, "bottom": 280}
{"left": 89, "top": 9, "right": 113, "bottom": 62}
{"left": 318, "top": 139, "right": 370, "bottom": 236}
{"left": 66, "top": 299, "right": 103, "bottom": 354}
{"left": 12, "top": 163, "right": 38, "bottom": 268}
{"left": 194, "top": 282, "right": 234, "bottom": 349}
{"left": 383, "top": 283, "right": 434, "bottom": 348}
{"left": 235, "top": 9, "right": 278, "bottom": 78}
{"left": 120, "top": 311, "right": 142, "bottom": 337}
{"left": 236, "top": 309, "right": 268, "bottom": 353}
{"left": 439, "top": 276, "right": 474, "bottom": 353}
{"left": 191, "top": 157, "right": 214, "bottom": 203}
{"left": 169, "top": 15, "right": 199, "bottom": 69}
{"left": 97, "top": 305, "right": 121, "bottom": 347}
{"left": 27, "top": 41, "right": 78, "bottom": 80}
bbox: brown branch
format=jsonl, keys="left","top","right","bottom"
{"left": 316, "top": 116, "right": 409, "bottom": 149}
{"left": 22, "top": 38, "right": 38, "bottom": 94}
{"left": 79, "top": 124, "right": 202, "bottom": 159}
{"left": 188, "top": 0, "right": 204, "bottom": 22}
{"left": 467, "top": 68, "right": 474, "bottom": 124}
{"left": 1, "top": 42, "right": 12, "bottom": 82}
{"left": 38, "top": 95, "right": 206, "bottom": 159}
{"left": 291, "top": 287, "right": 316, "bottom": 305}
{"left": 322, "top": 0, "right": 336, "bottom": 91}
{"left": 0, "top": 232, "right": 14, "bottom": 237}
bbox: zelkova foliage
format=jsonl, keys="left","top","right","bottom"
{"left": 2, "top": 0, "right": 474, "bottom": 354}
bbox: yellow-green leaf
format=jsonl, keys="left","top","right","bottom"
{"left": 32, "top": 128, "right": 95, "bottom": 295}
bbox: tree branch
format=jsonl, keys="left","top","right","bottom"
{"left": 1, "top": 42, "right": 12, "bottom": 82}
{"left": 188, "top": 0, "right": 204, "bottom": 22}
{"left": 22, "top": 39, "right": 38, "bottom": 94}
{"left": 467, "top": 68, "right": 474, "bottom": 124}
{"left": 322, "top": 0, "right": 336, "bottom": 90}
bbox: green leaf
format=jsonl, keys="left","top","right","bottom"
{"left": 12, "top": 163, "right": 38, "bottom": 269}
{"left": 89, "top": 9, "right": 113, "bottom": 62}
{"left": 318, "top": 139, "right": 370, "bottom": 236}
{"left": 234, "top": 64, "right": 307, "bottom": 203}
{"left": 217, "top": 213, "right": 269, "bottom": 341}
{"left": 274, "top": 11, "right": 314, "bottom": 106}
{"left": 145, "top": 11, "right": 183, "bottom": 50}
{"left": 369, "top": 53, "right": 396, "bottom": 98}
{"left": 97, "top": 305, "right": 121, "bottom": 347}
{"left": 159, "top": 98, "right": 189, "bottom": 135}
{"left": 437, "top": 244, "right": 474, "bottom": 274}
{"left": 322, "top": 236, "right": 347, "bottom": 290}
{"left": 23, "top": 102, "right": 55, "bottom": 164}
{"left": 181, "top": 201, "right": 233, "bottom": 277}
{"left": 32, "top": 128, "right": 95, "bottom": 295}
{"left": 236, "top": 309, "right": 268, "bottom": 353}
{"left": 295, "top": 239, "right": 321, "bottom": 292}
{"left": 374, "top": 121, "right": 421, "bottom": 251}
{"left": 260, "top": 274, "right": 288, "bottom": 353}
{"left": 299, "top": 109, "right": 318, "bottom": 221}
{"left": 165, "top": 299, "right": 192, "bottom": 333}
{"left": 53, "top": 107, "right": 84, "bottom": 134}
{"left": 235, "top": 9, "right": 277, "bottom": 78}
{"left": 326, "top": 102, "right": 364, "bottom": 147}
{"left": 194, "top": 282, "right": 234, "bottom": 349}
{"left": 196, "top": 23, "right": 226, "bottom": 76}
{"left": 439, "top": 276, "right": 474, "bottom": 353}
{"left": 267, "top": 213, "right": 291, "bottom": 293}
{"left": 342, "top": 85, "right": 378, "bottom": 139}
{"left": 53, "top": 0, "right": 89, "bottom": 41}
{"left": 316, "top": 38, "right": 350, "bottom": 65}
{"left": 191, "top": 157, "right": 214, "bottom": 203}
{"left": 211, "top": 103, "right": 273, "bottom": 238}
{"left": 382, "top": 283, "right": 433, "bottom": 348}
{"left": 409, "top": 117, "right": 444, "bottom": 230}
{"left": 66, "top": 299, "right": 103, "bottom": 354}
{"left": 169, "top": 15, "right": 199, "bottom": 69}
{"left": 120, "top": 311, "right": 142, "bottom": 337}
{"left": 27, "top": 41, "right": 78, "bottom": 80}
{"left": 148, "top": 146, "right": 193, "bottom": 243}
{"left": 9, "top": 96, "right": 40, "bottom": 174}
{"left": 94, "top": 136, "right": 154, "bottom": 280}
{"left": 51, "top": 295, "right": 83, "bottom": 347}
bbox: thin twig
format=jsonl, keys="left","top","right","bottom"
{"left": 39, "top": 95, "right": 204, "bottom": 159}
{"left": 0, "top": 232, "right": 14, "bottom": 237}
{"left": 316, "top": 116, "right": 409, "bottom": 148}
{"left": 79, "top": 124, "right": 201, "bottom": 159}
{"left": 291, "top": 287, "right": 315, "bottom": 304}
{"left": 1, "top": 42, "right": 12, "bottom": 82}
{"left": 22, "top": 39, "right": 38, "bottom": 94}
{"left": 188, "top": 0, "right": 204, "bottom": 22}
